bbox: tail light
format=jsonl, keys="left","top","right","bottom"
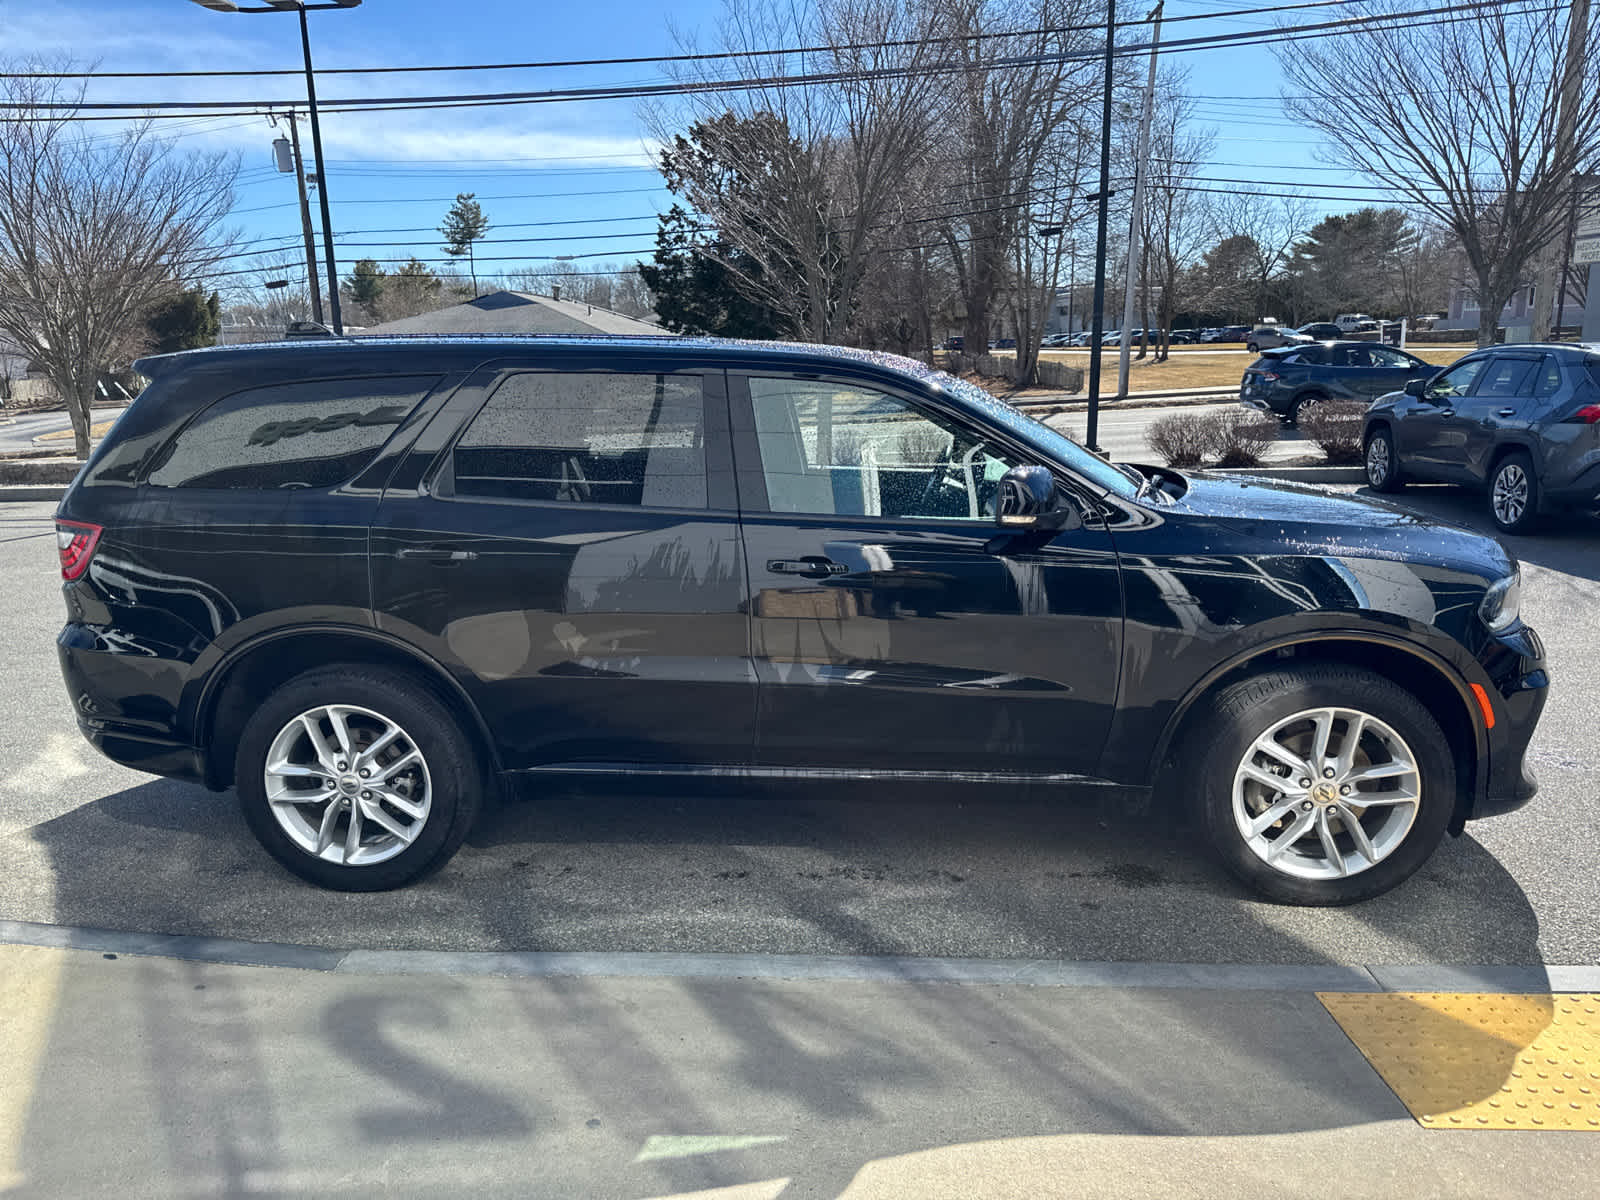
{"left": 55, "top": 520, "right": 102, "bottom": 581}
{"left": 1258, "top": 372, "right": 1280, "bottom": 382}
{"left": 1568, "top": 404, "right": 1600, "bottom": 425}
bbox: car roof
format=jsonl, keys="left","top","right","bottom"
{"left": 133, "top": 334, "right": 946, "bottom": 384}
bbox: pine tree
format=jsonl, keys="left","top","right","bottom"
{"left": 439, "top": 193, "right": 491, "bottom": 297}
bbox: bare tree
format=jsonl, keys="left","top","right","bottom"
{"left": 1143, "top": 74, "right": 1216, "bottom": 360}
{"left": 1278, "top": 0, "right": 1600, "bottom": 346}
{"left": 0, "top": 70, "right": 236, "bottom": 457}
{"left": 933, "top": 0, "right": 1104, "bottom": 355}
{"left": 651, "top": 0, "right": 946, "bottom": 342}
{"left": 1211, "top": 189, "right": 1314, "bottom": 324}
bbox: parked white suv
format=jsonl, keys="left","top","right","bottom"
{"left": 1335, "top": 313, "right": 1379, "bottom": 333}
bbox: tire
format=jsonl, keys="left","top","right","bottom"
{"left": 235, "top": 665, "right": 483, "bottom": 891}
{"left": 1290, "top": 392, "right": 1325, "bottom": 427}
{"left": 1488, "top": 450, "right": 1541, "bottom": 534}
{"left": 1364, "top": 426, "right": 1404, "bottom": 492}
{"left": 1246, "top": 342, "right": 1259, "bottom": 355}
{"left": 1190, "top": 665, "right": 1454, "bottom": 905}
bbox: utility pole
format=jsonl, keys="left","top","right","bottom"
{"left": 298, "top": 6, "right": 344, "bottom": 335}
{"left": 276, "top": 112, "right": 324, "bottom": 325}
{"left": 1119, "top": 1, "right": 1163, "bottom": 397}
{"left": 1084, "top": 0, "right": 1117, "bottom": 456}
{"left": 1530, "top": 0, "right": 1590, "bottom": 342}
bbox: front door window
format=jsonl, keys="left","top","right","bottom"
{"left": 747, "top": 377, "right": 1019, "bottom": 521}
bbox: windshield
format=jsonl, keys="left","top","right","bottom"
{"left": 933, "top": 374, "right": 1141, "bottom": 498}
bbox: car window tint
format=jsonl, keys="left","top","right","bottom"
{"left": 1534, "top": 356, "right": 1563, "bottom": 396}
{"left": 1428, "top": 359, "right": 1485, "bottom": 398}
{"left": 1474, "top": 358, "right": 1536, "bottom": 399}
{"left": 1366, "top": 347, "right": 1412, "bottom": 368}
{"left": 1326, "top": 346, "right": 1358, "bottom": 367}
{"left": 748, "top": 377, "right": 1020, "bottom": 520}
{"left": 453, "top": 372, "right": 706, "bottom": 507}
{"left": 146, "top": 375, "right": 439, "bottom": 489}
{"left": 1294, "top": 345, "right": 1327, "bottom": 365}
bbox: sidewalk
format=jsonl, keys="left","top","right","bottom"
{"left": 2, "top": 929, "right": 1596, "bottom": 1198}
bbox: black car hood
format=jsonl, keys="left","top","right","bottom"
{"left": 1162, "top": 470, "right": 1512, "bottom": 575}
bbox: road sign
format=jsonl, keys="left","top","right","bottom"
{"left": 1575, "top": 188, "right": 1600, "bottom": 265}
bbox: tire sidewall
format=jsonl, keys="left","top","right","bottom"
{"left": 1195, "top": 668, "right": 1455, "bottom": 905}
{"left": 235, "top": 667, "right": 480, "bottom": 891}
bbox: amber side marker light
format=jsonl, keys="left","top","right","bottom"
{"left": 1469, "top": 683, "right": 1496, "bottom": 730}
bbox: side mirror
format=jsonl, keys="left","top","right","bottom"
{"left": 997, "top": 464, "right": 1079, "bottom": 532}
{"left": 1403, "top": 378, "right": 1429, "bottom": 398}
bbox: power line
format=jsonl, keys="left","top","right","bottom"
{"left": 1, "top": 0, "right": 1552, "bottom": 119}
{"left": 2, "top": 0, "right": 1375, "bottom": 82}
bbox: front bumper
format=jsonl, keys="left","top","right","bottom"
{"left": 1464, "top": 623, "right": 1547, "bottom": 825}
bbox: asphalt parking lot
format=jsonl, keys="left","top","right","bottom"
{"left": 0, "top": 492, "right": 1595, "bottom": 969}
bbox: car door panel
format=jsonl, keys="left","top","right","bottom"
{"left": 371, "top": 358, "right": 755, "bottom": 770}
{"left": 1403, "top": 357, "right": 1487, "bottom": 481}
{"left": 730, "top": 371, "right": 1123, "bottom": 778}
{"left": 1453, "top": 356, "right": 1539, "bottom": 482}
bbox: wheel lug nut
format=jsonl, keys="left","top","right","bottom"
{"left": 1298, "top": 778, "right": 1311, "bottom": 788}
{"left": 358, "top": 768, "right": 370, "bottom": 778}
{"left": 1340, "top": 784, "right": 1351, "bottom": 795}
{"left": 1323, "top": 768, "right": 1335, "bottom": 778}
{"left": 361, "top": 790, "right": 372, "bottom": 800}
{"left": 1301, "top": 800, "right": 1314, "bottom": 811}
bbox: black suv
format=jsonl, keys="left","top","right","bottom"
{"left": 55, "top": 337, "right": 1547, "bottom": 904}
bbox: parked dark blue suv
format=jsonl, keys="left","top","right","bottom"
{"left": 55, "top": 337, "right": 1546, "bottom": 904}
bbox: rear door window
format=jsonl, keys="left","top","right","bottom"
{"left": 447, "top": 371, "right": 707, "bottom": 508}
{"left": 1474, "top": 357, "right": 1537, "bottom": 400}
{"left": 146, "top": 375, "right": 439, "bottom": 489}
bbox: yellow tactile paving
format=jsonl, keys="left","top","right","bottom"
{"left": 0, "top": 945, "right": 65, "bottom": 1189}
{"left": 1319, "top": 992, "right": 1600, "bottom": 1130}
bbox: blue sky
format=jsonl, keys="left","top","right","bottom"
{"left": 0, "top": 0, "right": 1354, "bottom": 296}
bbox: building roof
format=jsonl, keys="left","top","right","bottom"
{"left": 355, "top": 290, "right": 662, "bottom": 338}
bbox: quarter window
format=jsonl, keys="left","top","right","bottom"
{"left": 451, "top": 372, "right": 707, "bottom": 508}
{"left": 1535, "top": 356, "right": 1564, "bottom": 397}
{"left": 747, "top": 377, "right": 1019, "bottom": 520}
{"left": 146, "top": 375, "right": 438, "bottom": 489}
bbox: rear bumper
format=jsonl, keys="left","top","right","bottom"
{"left": 58, "top": 621, "right": 206, "bottom": 785}
{"left": 1541, "top": 460, "right": 1600, "bottom": 510}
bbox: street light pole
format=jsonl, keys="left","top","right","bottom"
{"left": 1117, "top": 1, "right": 1163, "bottom": 398}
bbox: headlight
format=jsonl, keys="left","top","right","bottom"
{"left": 1480, "top": 570, "right": 1521, "bottom": 632}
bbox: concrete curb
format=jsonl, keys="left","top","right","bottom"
{"left": 0, "top": 485, "right": 66, "bottom": 503}
{"left": 3, "top": 917, "right": 1595, "bottom": 992}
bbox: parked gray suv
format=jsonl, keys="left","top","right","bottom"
{"left": 1362, "top": 343, "right": 1600, "bottom": 533}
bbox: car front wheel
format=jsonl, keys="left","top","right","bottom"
{"left": 1364, "top": 427, "right": 1404, "bottom": 492}
{"left": 1191, "top": 665, "right": 1453, "bottom": 905}
{"left": 1488, "top": 451, "right": 1540, "bottom": 534}
{"left": 235, "top": 665, "right": 483, "bottom": 891}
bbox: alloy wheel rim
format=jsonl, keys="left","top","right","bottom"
{"left": 264, "top": 704, "right": 432, "bottom": 867}
{"left": 1232, "top": 706, "right": 1421, "bottom": 881}
{"left": 1493, "top": 464, "right": 1527, "bottom": 525}
{"left": 1366, "top": 436, "right": 1389, "bottom": 484}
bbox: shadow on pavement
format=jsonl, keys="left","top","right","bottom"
{"left": 9, "top": 770, "right": 1562, "bottom": 1196}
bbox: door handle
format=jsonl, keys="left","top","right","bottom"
{"left": 1496, "top": 407, "right": 1516, "bottom": 418}
{"left": 1439, "top": 408, "right": 1455, "bottom": 418}
{"left": 766, "top": 556, "right": 846, "bottom": 578}
{"left": 395, "top": 545, "right": 478, "bottom": 565}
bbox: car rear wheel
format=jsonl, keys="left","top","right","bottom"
{"left": 1290, "top": 392, "right": 1325, "bottom": 427}
{"left": 1364, "top": 427, "right": 1404, "bottom": 492}
{"left": 235, "top": 665, "right": 483, "bottom": 891}
{"left": 1246, "top": 342, "right": 1259, "bottom": 354}
{"left": 1488, "top": 451, "right": 1541, "bottom": 534}
{"left": 1190, "top": 665, "right": 1453, "bottom": 905}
